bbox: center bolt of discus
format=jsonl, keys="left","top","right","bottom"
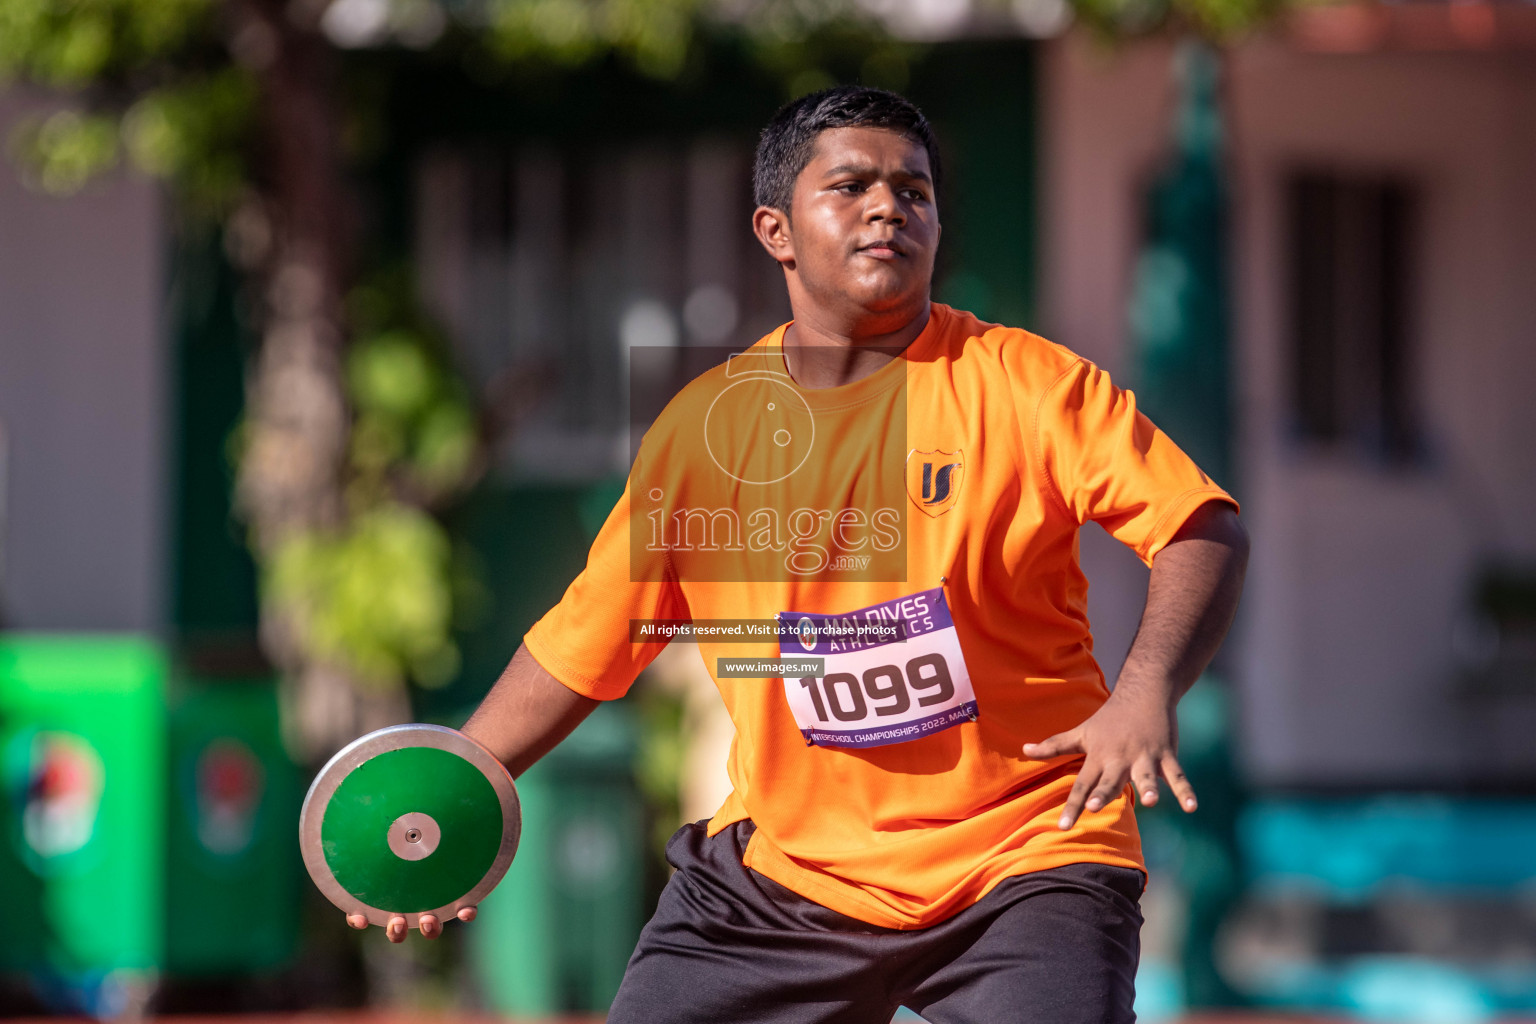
{"left": 387, "top": 811, "right": 441, "bottom": 861}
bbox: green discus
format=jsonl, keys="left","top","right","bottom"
{"left": 299, "top": 724, "right": 520, "bottom": 929}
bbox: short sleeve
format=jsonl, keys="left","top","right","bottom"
{"left": 523, "top": 477, "right": 688, "bottom": 700}
{"left": 1034, "top": 358, "right": 1237, "bottom": 566}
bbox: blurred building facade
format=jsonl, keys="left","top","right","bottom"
{"left": 1041, "top": 30, "right": 1536, "bottom": 789}
{"left": 1037, "top": 30, "right": 1536, "bottom": 1014}
{"left": 0, "top": 90, "right": 167, "bottom": 634}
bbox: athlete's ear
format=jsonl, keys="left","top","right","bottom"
{"left": 752, "top": 205, "right": 795, "bottom": 268}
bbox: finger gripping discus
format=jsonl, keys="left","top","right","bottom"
{"left": 299, "top": 724, "right": 521, "bottom": 929}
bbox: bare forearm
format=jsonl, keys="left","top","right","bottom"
{"left": 461, "top": 643, "right": 599, "bottom": 777}
{"left": 1024, "top": 500, "right": 1247, "bottom": 825}
{"left": 1116, "top": 500, "right": 1249, "bottom": 704}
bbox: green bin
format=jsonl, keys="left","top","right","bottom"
{"left": 470, "top": 701, "right": 645, "bottom": 1015}
{"left": 165, "top": 677, "right": 300, "bottom": 974}
{"left": 0, "top": 635, "right": 166, "bottom": 974}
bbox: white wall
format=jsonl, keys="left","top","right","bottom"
{"left": 0, "top": 91, "right": 166, "bottom": 632}
{"left": 1041, "top": 35, "right": 1536, "bottom": 786}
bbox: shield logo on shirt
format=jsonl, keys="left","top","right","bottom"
{"left": 906, "top": 449, "right": 964, "bottom": 517}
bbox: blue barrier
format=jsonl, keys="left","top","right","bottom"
{"left": 1241, "top": 796, "right": 1536, "bottom": 899}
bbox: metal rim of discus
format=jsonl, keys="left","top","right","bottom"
{"left": 299, "top": 723, "right": 521, "bottom": 930}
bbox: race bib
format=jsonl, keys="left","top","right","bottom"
{"left": 779, "top": 587, "right": 978, "bottom": 748}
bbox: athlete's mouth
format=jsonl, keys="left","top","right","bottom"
{"left": 857, "top": 239, "right": 906, "bottom": 257}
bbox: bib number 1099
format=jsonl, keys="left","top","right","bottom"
{"left": 799, "top": 653, "right": 955, "bottom": 723}
{"left": 780, "top": 587, "right": 978, "bottom": 748}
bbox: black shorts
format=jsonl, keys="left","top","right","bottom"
{"left": 608, "top": 819, "right": 1145, "bottom": 1024}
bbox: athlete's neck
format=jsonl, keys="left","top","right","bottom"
{"left": 782, "top": 302, "right": 932, "bottom": 390}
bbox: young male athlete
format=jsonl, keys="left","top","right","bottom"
{"left": 353, "top": 86, "right": 1248, "bottom": 1023}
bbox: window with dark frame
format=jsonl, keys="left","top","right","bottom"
{"left": 1287, "top": 170, "right": 1419, "bottom": 461}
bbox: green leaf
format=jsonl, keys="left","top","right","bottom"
{"left": 50, "top": 12, "right": 114, "bottom": 86}
{"left": 0, "top": 0, "right": 216, "bottom": 85}
{"left": 413, "top": 401, "right": 477, "bottom": 489}
{"left": 348, "top": 331, "right": 439, "bottom": 420}
{"left": 265, "top": 504, "right": 461, "bottom": 691}
{"left": 121, "top": 70, "right": 255, "bottom": 213}
{"left": 8, "top": 109, "right": 120, "bottom": 195}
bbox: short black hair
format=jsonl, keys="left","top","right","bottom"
{"left": 752, "top": 85, "right": 941, "bottom": 215}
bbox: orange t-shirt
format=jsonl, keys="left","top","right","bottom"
{"left": 525, "top": 303, "right": 1236, "bottom": 929}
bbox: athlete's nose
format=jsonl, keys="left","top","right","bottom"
{"left": 864, "top": 183, "right": 905, "bottom": 227}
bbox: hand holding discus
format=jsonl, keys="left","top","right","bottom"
{"left": 299, "top": 724, "right": 521, "bottom": 943}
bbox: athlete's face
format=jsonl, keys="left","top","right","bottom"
{"left": 755, "top": 126, "right": 939, "bottom": 330}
